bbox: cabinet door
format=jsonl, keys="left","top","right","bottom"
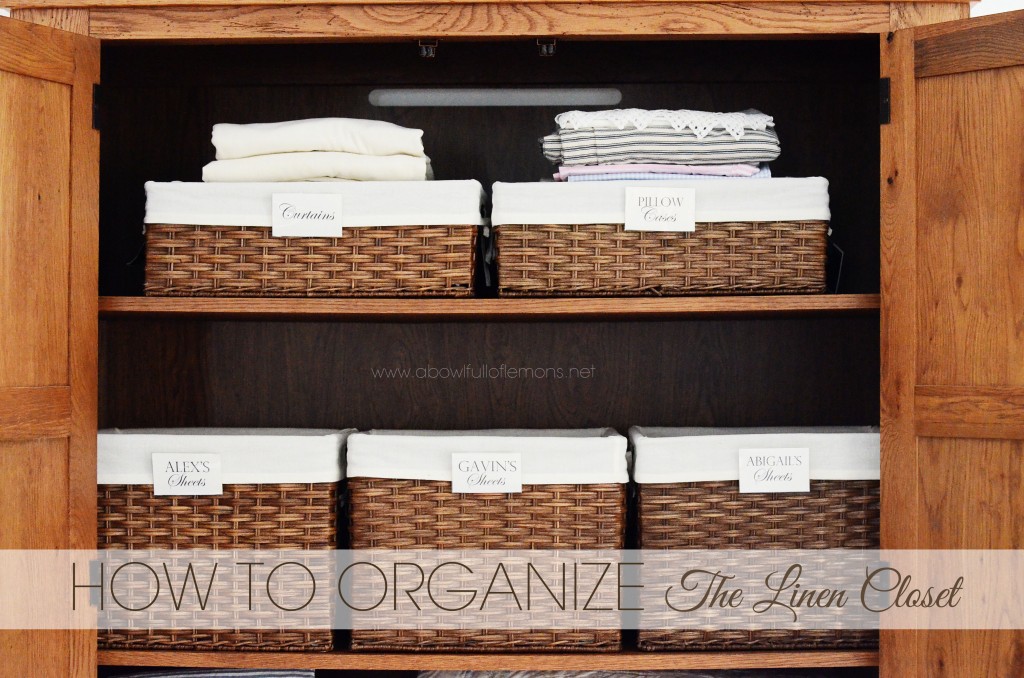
{"left": 883, "top": 9, "right": 1024, "bottom": 678}
{"left": 0, "top": 16, "right": 98, "bottom": 678}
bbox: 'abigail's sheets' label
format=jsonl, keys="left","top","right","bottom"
{"left": 738, "top": 448, "right": 810, "bottom": 493}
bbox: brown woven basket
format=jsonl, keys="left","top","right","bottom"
{"left": 497, "top": 221, "right": 827, "bottom": 296}
{"left": 637, "top": 479, "right": 880, "bottom": 651}
{"left": 348, "top": 478, "right": 625, "bottom": 651}
{"left": 97, "top": 482, "right": 338, "bottom": 651}
{"left": 145, "top": 224, "right": 477, "bottom": 297}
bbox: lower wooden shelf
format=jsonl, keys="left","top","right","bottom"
{"left": 98, "top": 294, "right": 881, "bottom": 321}
{"left": 98, "top": 649, "right": 879, "bottom": 670}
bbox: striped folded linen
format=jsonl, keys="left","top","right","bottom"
{"left": 212, "top": 117, "right": 426, "bottom": 160}
{"left": 564, "top": 166, "right": 772, "bottom": 182}
{"left": 554, "top": 162, "right": 762, "bottom": 180}
{"left": 542, "top": 127, "right": 781, "bottom": 166}
{"left": 202, "top": 151, "right": 431, "bottom": 182}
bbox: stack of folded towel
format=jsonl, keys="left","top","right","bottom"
{"left": 541, "top": 108, "right": 780, "bottom": 182}
{"left": 202, "top": 117, "right": 432, "bottom": 182}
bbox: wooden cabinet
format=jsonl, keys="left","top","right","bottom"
{"left": 0, "top": 3, "right": 1022, "bottom": 677}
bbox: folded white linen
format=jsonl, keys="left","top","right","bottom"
{"left": 630, "top": 426, "right": 879, "bottom": 483}
{"left": 491, "top": 178, "right": 830, "bottom": 226}
{"left": 202, "top": 151, "right": 430, "bottom": 182}
{"left": 213, "top": 117, "right": 426, "bottom": 160}
{"left": 145, "top": 180, "right": 485, "bottom": 227}
{"left": 347, "top": 428, "right": 629, "bottom": 484}
{"left": 97, "top": 428, "right": 352, "bottom": 484}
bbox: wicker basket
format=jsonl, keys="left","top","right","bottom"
{"left": 96, "top": 428, "right": 349, "bottom": 651}
{"left": 345, "top": 429, "right": 629, "bottom": 651}
{"left": 497, "top": 221, "right": 826, "bottom": 296}
{"left": 491, "top": 180, "right": 830, "bottom": 296}
{"left": 631, "top": 426, "right": 880, "bottom": 651}
{"left": 143, "top": 181, "right": 483, "bottom": 297}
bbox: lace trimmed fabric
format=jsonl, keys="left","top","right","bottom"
{"left": 555, "top": 108, "right": 775, "bottom": 140}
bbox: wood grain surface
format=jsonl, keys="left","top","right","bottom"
{"left": 0, "top": 68, "right": 70, "bottom": 387}
{"left": 914, "top": 9, "right": 1024, "bottom": 77}
{"left": 10, "top": 8, "right": 90, "bottom": 34}
{"left": 889, "top": 1, "right": 966, "bottom": 30}
{"left": 916, "top": 385, "right": 1024, "bottom": 439}
{"left": 5, "top": 0, "right": 957, "bottom": 6}
{"left": 915, "top": 64, "right": 1024, "bottom": 387}
{"left": 86, "top": 3, "right": 891, "bottom": 40}
{"left": 97, "top": 649, "right": 880, "bottom": 669}
{"left": 878, "top": 27, "right": 919, "bottom": 678}
{"left": 99, "top": 294, "right": 881, "bottom": 320}
{"left": 0, "top": 386, "right": 71, "bottom": 438}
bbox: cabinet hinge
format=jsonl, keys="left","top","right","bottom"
{"left": 879, "top": 78, "right": 891, "bottom": 125}
{"left": 92, "top": 83, "right": 102, "bottom": 131}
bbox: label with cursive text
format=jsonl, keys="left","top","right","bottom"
{"left": 451, "top": 453, "right": 523, "bottom": 494}
{"left": 624, "top": 187, "right": 696, "bottom": 232}
{"left": 738, "top": 448, "right": 810, "bottom": 493}
{"left": 151, "top": 453, "right": 223, "bottom": 496}
{"left": 271, "top": 193, "right": 344, "bottom": 237}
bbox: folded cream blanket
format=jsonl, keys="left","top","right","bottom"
{"left": 202, "top": 151, "right": 430, "bottom": 182}
{"left": 212, "top": 117, "right": 426, "bottom": 160}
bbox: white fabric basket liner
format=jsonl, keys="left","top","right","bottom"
{"left": 630, "top": 426, "right": 879, "bottom": 483}
{"left": 347, "top": 428, "right": 629, "bottom": 484}
{"left": 491, "top": 178, "right": 830, "bottom": 226}
{"left": 144, "top": 180, "right": 485, "bottom": 227}
{"left": 97, "top": 428, "right": 352, "bottom": 484}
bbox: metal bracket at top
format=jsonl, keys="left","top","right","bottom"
{"left": 537, "top": 38, "right": 557, "bottom": 57}
{"left": 419, "top": 40, "right": 438, "bottom": 58}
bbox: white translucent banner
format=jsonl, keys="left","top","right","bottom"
{"left": 0, "top": 550, "right": 1005, "bottom": 630}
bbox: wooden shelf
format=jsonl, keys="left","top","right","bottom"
{"left": 98, "top": 294, "right": 880, "bottom": 321}
{"left": 98, "top": 649, "right": 879, "bottom": 670}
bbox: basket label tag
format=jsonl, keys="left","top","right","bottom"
{"left": 451, "top": 452, "right": 523, "bottom": 494}
{"left": 271, "top": 193, "right": 344, "bottom": 237}
{"left": 624, "top": 187, "right": 696, "bottom": 232}
{"left": 738, "top": 448, "right": 810, "bottom": 493}
{"left": 152, "top": 453, "right": 224, "bottom": 496}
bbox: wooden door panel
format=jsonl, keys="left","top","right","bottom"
{"left": 918, "top": 438, "right": 1024, "bottom": 549}
{"left": 922, "top": 630, "right": 1024, "bottom": 678}
{"left": 915, "top": 64, "right": 1024, "bottom": 387}
{"left": 0, "top": 15, "right": 98, "bottom": 678}
{"left": 883, "top": 9, "right": 1024, "bottom": 678}
{"left": 0, "top": 68, "right": 71, "bottom": 388}
{"left": 0, "top": 439, "right": 70, "bottom": 548}
{"left": 0, "top": 631, "right": 70, "bottom": 677}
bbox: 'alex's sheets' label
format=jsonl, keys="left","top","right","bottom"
{"left": 152, "top": 453, "right": 224, "bottom": 496}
